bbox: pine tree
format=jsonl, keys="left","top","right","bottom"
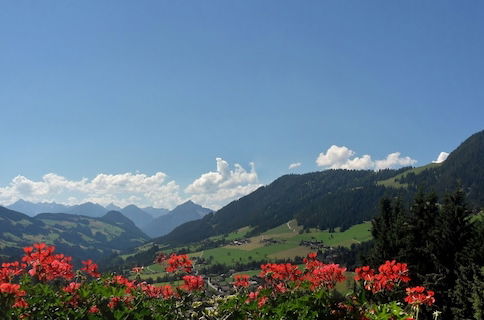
{"left": 432, "top": 189, "right": 482, "bottom": 319}
{"left": 405, "top": 191, "right": 439, "bottom": 284}
{"left": 368, "top": 197, "right": 407, "bottom": 266}
{"left": 368, "top": 190, "right": 483, "bottom": 319}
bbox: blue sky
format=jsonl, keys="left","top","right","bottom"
{"left": 1, "top": 1, "right": 483, "bottom": 209}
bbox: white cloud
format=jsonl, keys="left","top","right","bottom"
{"left": 0, "top": 172, "right": 183, "bottom": 210}
{"left": 288, "top": 162, "right": 302, "bottom": 169}
{"left": 316, "top": 145, "right": 355, "bottom": 168}
{"left": 0, "top": 158, "right": 264, "bottom": 211}
{"left": 316, "top": 146, "right": 417, "bottom": 170}
{"left": 341, "top": 155, "right": 374, "bottom": 170}
{"left": 185, "top": 158, "right": 262, "bottom": 209}
{"left": 374, "top": 152, "right": 417, "bottom": 170}
{"left": 432, "top": 152, "right": 449, "bottom": 164}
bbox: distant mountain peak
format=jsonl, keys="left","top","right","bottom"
{"left": 141, "top": 206, "right": 170, "bottom": 219}
{"left": 123, "top": 204, "right": 140, "bottom": 209}
{"left": 103, "top": 210, "right": 129, "bottom": 220}
{"left": 67, "top": 202, "right": 107, "bottom": 217}
{"left": 176, "top": 200, "right": 211, "bottom": 211}
{"left": 12, "top": 199, "right": 29, "bottom": 204}
{"left": 105, "top": 203, "right": 121, "bottom": 211}
{"left": 141, "top": 200, "right": 212, "bottom": 238}
{"left": 84, "top": 201, "right": 97, "bottom": 206}
{"left": 7, "top": 199, "right": 70, "bottom": 217}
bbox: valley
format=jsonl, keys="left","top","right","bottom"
{"left": 0, "top": 130, "right": 482, "bottom": 319}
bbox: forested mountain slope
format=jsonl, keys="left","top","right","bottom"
{"left": 157, "top": 130, "right": 484, "bottom": 246}
{"left": 157, "top": 169, "right": 409, "bottom": 245}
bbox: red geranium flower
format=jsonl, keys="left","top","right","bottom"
{"left": 81, "top": 260, "right": 100, "bottom": 278}
{"left": 233, "top": 274, "right": 250, "bottom": 288}
{"left": 405, "top": 286, "right": 435, "bottom": 306}
{"left": 22, "top": 243, "right": 74, "bottom": 281}
{"left": 165, "top": 254, "right": 193, "bottom": 273}
{"left": 180, "top": 275, "right": 204, "bottom": 291}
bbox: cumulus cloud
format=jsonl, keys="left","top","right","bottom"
{"left": 316, "top": 145, "right": 355, "bottom": 168}
{"left": 316, "top": 145, "right": 417, "bottom": 170}
{"left": 432, "top": 152, "right": 449, "bottom": 164}
{"left": 374, "top": 152, "right": 417, "bottom": 170}
{"left": 288, "top": 162, "right": 302, "bottom": 169}
{"left": 0, "top": 172, "right": 183, "bottom": 209}
{"left": 0, "top": 157, "right": 265, "bottom": 211}
{"left": 185, "top": 158, "right": 262, "bottom": 209}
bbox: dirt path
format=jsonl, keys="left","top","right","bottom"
{"left": 287, "top": 221, "right": 296, "bottom": 233}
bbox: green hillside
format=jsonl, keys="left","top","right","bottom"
{"left": 376, "top": 163, "right": 441, "bottom": 188}
{"left": 158, "top": 169, "right": 407, "bottom": 246}
{"left": 0, "top": 207, "right": 149, "bottom": 262}
{"left": 154, "top": 130, "right": 484, "bottom": 247}
{"left": 395, "top": 130, "right": 484, "bottom": 206}
{"left": 195, "top": 221, "right": 371, "bottom": 265}
{"left": 122, "top": 220, "right": 371, "bottom": 284}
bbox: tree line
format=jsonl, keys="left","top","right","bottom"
{"left": 367, "top": 189, "right": 484, "bottom": 319}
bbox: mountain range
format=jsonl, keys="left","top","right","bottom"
{"left": 5, "top": 200, "right": 211, "bottom": 238}
{"left": 0, "top": 206, "right": 149, "bottom": 262}
{"left": 142, "top": 200, "right": 212, "bottom": 238}
{"left": 2, "top": 130, "right": 482, "bottom": 263}
{"left": 0, "top": 198, "right": 212, "bottom": 261}
{"left": 156, "top": 130, "right": 484, "bottom": 246}
{"left": 7, "top": 200, "right": 169, "bottom": 219}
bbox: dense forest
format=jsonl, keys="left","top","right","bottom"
{"left": 398, "top": 130, "right": 484, "bottom": 206}
{"left": 157, "top": 169, "right": 409, "bottom": 245}
{"left": 368, "top": 190, "right": 484, "bottom": 319}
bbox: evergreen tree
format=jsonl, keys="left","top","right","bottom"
{"left": 405, "top": 191, "right": 439, "bottom": 284}
{"left": 431, "top": 190, "right": 481, "bottom": 319}
{"left": 368, "top": 190, "right": 483, "bottom": 319}
{"left": 368, "top": 197, "right": 407, "bottom": 266}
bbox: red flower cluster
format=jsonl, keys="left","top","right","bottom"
{"left": 259, "top": 263, "right": 302, "bottom": 294}
{"left": 302, "top": 253, "right": 347, "bottom": 290}
{"left": 22, "top": 243, "right": 74, "bottom": 281}
{"left": 303, "top": 263, "right": 346, "bottom": 290}
{"left": 260, "top": 263, "right": 302, "bottom": 282}
{"left": 0, "top": 261, "right": 25, "bottom": 282}
{"left": 138, "top": 282, "right": 175, "bottom": 299}
{"left": 108, "top": 296, "right": 121, "bottom": 309}
{"left": 88, "top": 305, "right": 100, "bottom": 314}
{"left": 63, "top": 282, "right": 82, "bottom": 307}
{"left": 63, "top": 282, "right": 81, "bottom": 294}
{"left": 81, "top": 259, "right": 100, "bottom": 278}
{"left": 257, "top": 296, "right": 268, "bottom": 307}
{"left": 165, "top": 254, "right": 193, "bottom": 273}
{"left": 0, "top": 244, "right": 103, "bottom": 310}
{"left": 354, "top": 260, "right": 410, "bottom": 293}
{"left": 246, "top": 286, "right": 268, "bottom": 307}
{"left": 233, "top": 274, "right": 250, "bottom": 288}
{"left": 405, "top": 286, "right": 435, "bottom": 306}
{"left": 180, "top": 275, "right": 204, "bottom": 291}
{"left": 111, "top": 275, "right": 136, "bottom": 293}
{"left": 303, "top": 252, "right": 320, "bottom": 271}
{"left": 0, "top": 243, "right": 437, "bottom": 319}
{"left": 259, "top": 254, "right": 347, "bottom": 293}
{"left": 0, "top": 282, "right": 27, "bottom": 308}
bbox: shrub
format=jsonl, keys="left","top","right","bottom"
{"left": 0, "top": 244, "right": 436, "bottom": 319}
